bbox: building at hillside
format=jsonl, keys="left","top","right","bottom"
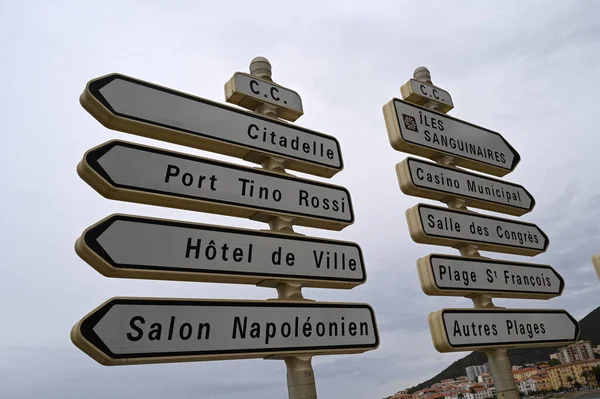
{"left": 513, "top": 367, "right": 541, "bottom": 382}
{"left": 547, "top": 359, "right": 600, "bottom": 390}
{"left": 518, "top": 379, "right": 537, "bottom": 395}
{"left": 477, "top": 373, "right": 493, "bottom": 385}
{"left": 554, "top": 341, "right": 594, "bottom": 364}
{"left": 531, "top": 373, "right": 551, "bottom": 392}
{"left": 466, "top": 364, "right": 490, "bottom": 381}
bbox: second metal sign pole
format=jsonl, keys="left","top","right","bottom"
{"left": 248, "top": 56, "right": 318, "bottom": 399}
{"left": 414, "top": 67, "right": 519, "bottom": 399}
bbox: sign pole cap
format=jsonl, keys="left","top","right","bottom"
{"left": 250, "top": 56, "right": 273, "bottom": 81}
{"left": 414, "top": 66, "right": 433, "bottom": 84}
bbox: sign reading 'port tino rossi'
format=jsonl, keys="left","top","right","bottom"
{"left": 78, "top": 140, "right": 354, "bottom": 231}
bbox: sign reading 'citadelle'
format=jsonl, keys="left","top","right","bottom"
{"left": 81, "top": 73, "right": 341, "bottom": 177}
{"left": 76, "top": 214, "right": 365, "bottom": 288}
{"left": 78, "top": 140, "right": 353, "bottom": 230}
{"left": 71, "top": 298, "right": 379, "bottom": 365}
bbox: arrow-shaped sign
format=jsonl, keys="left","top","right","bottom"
{"left": 78, "top": 140, "right": 354, "bottom": 231}
{"left": 71, "top": 297, "right": 379, "bottom": 366}
{"left": 383, "top": 99, "right": 520, "bottom": 177}
{"left": 428, "top": 308, "right": 579, "bottom": 353}
{"left": 81, "top": 73, "right": 342, "bottom": 178}
{"left": 405, "top": 204, "right": 549, "bottom": 256}
{"left": 417, "top": 254, "right": 564, "bottom": 299}
{"left": 397, "top": 158, "right": 535, "bottom": 216}
{"left": 77, "top": 214, "right": 366, "bottom": 288}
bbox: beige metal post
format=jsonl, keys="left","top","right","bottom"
{"left": 249, "top": 56, "right": 318, "bottom": 399}
{"left": 413, "top": 67, "right": 520, "bottom": 399}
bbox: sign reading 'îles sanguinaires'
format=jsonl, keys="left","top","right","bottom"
{"left": 383, "top": 99, "right": 520, "bottom": 177}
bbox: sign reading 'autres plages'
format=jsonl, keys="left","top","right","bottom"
{"left": 81, "top": 73, "right": 341, "bottom": 177}
{"left": 78, "top": 140, "right": 354, "bottom": 231}
{"left": 71, "top": 298, "right": 379, "bottom": 366}
{"left": 429, "top": 309, "right": 579, "bottom": 353}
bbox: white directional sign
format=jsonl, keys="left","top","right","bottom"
{"left": 397, "top": 158, "right": 535, "bottom": 216}
{"left": 78, "top": 140, "right": 354, "bottom": 231}
{"left": 400, "top": 79, "right": 454, "bottom": 113}
{"left": 81, "top": 73, "right": 341, "bottom": 177}
{"left": 225, "top": 72, "right": 303, "bottom": 121}
{"left": 429, "top": 309, "right": 579, "bottom": 353}
{"left": 406, "top": 204, "right": 548, "bottom": 256}
{"left": 417, "top": 254, "right": 564, "bottom": 299}
{"left": 77, "top": 214, "right": 366, "bottom": 288}
{"left": 593, "top": 254, "right": 600, "bottom": 280}
{"left": 71, "top": 297, "right": 380, "bottom": 366}
{"left": 383, "top": 99, "right": 520, "bottom": 177}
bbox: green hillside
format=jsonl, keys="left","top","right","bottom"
{"left": 406, "top": 306, "right": 600, "bottom": 394}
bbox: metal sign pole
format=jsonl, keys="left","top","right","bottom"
{"left": 413, "top": 67, "right": 520, "bottom": 399}
{"left": 248, "top": 56, "right": 318, "bottom": 399}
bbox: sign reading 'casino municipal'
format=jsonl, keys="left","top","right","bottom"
{"left": 383, "top": 99, "right": 520, "bottom": 177}
{"left": 81, "top": 73, "right": 341, "bottom": 177}
{"left": 78, "top": 140, "right": 353, "bottom": 231}
{"left": 397, "top": 157, "right": 534, "bottom": 216}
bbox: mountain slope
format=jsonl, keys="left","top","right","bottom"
{"left": 406, "top": 306, "right": 600, "bottom": 394}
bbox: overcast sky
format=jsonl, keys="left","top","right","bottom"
{"left": 2, "top": 1, "right": 600, "bottom": 398}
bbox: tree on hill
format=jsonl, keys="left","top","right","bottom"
{"left": 548, "top": 359, "right": 560, "bottom": 366}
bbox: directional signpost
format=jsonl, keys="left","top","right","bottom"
{"left": 78, "top": 140, "right": 354, "bottom": 231}
{"left": 428, "top": 309, "right": 579, "bottom": 353}
{"left": 76, "top": 214, "right": 365, "bottom": 288}
{"left": 397, "top": 157, "right": 535, "bottom": 216}
{"left": 71, "top": 298, "right": 379, "bottom": 366}
{"left": 417, "top": 254, "right": 563, "bottom": 299}
{"left": 225, "top": 71, "right": 303, "bottom": 122}
{"left": 383, "top": 98, "right": 520, "bottom": 177}
{"left": 400, "top": 78, "right": 454, "bottom": 113}
{"left": 406, "top": 203, "right": 549, "bottom": 256}
{"left": 383, "top": 66, "right": 576, "bottom": 399}
{"left": 81, "top": 73, "right": 341, "bottom": 177}
{"left": 74, "top": 57, "right": 377, "bottom": 399}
